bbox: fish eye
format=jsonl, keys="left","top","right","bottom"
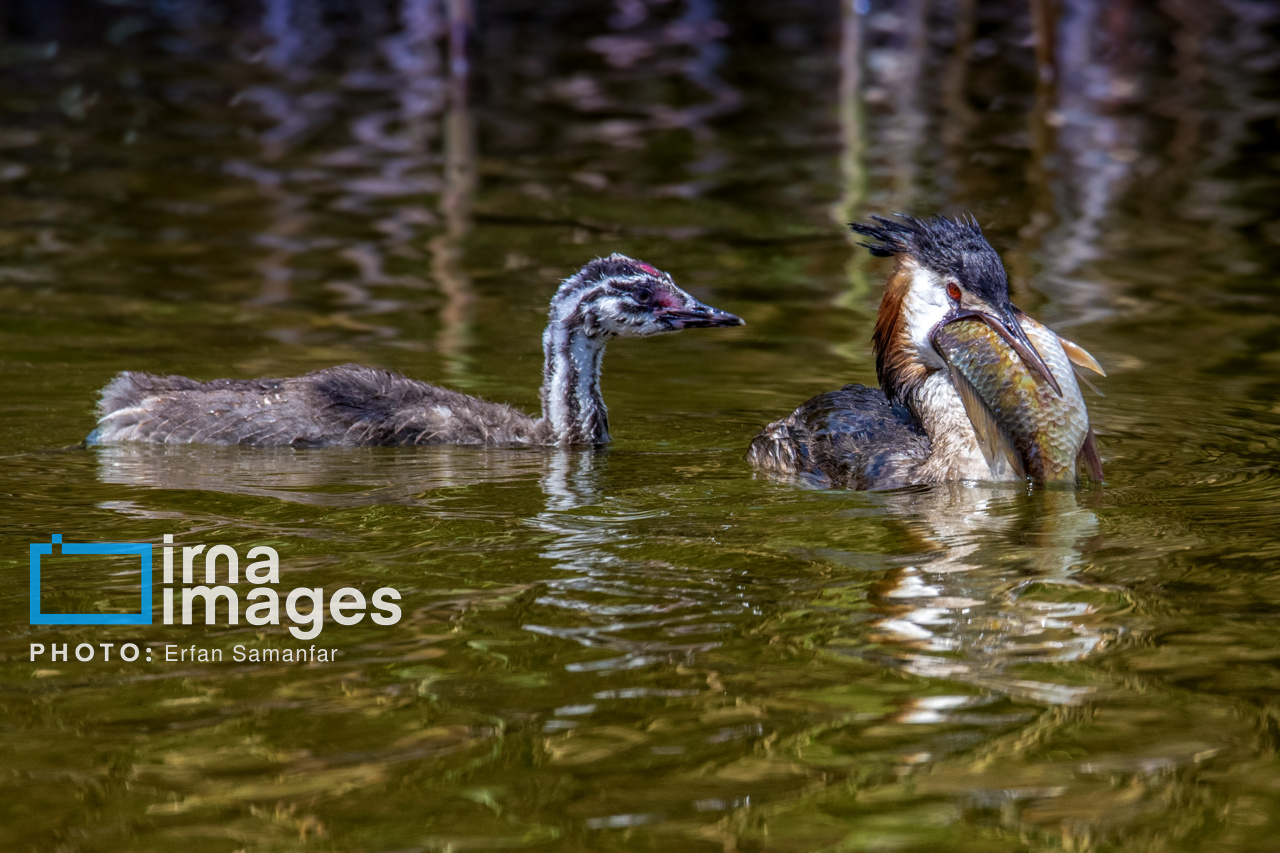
{"left": 632, "top": 287, "right": 654, "bottom": 306}
{"left": 945, "top": 281, "right": 962, "bottom": 302}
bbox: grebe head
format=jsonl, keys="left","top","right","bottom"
{"left": 550, "top": 254, "right": 743, "bottom": 339}
{"left": 851, "top": 214, "right": 1059, "bottom": 403}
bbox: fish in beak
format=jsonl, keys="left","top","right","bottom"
{"left": 932, "top": 314, "right": 1098, "bottom": 483}
{"left": 932, "top": 301, "right": 1063, "bottom": 397}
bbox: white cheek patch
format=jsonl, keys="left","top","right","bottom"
{"left": 594, "top": 296, "right": 629, "bottom": 335}
{"left": 900, "top": 266, "right": 950, "bottom": 367}
{"left": 597, "top": 295, "right": 666, "bottom": 337}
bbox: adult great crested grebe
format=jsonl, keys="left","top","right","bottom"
{"left": 748, "top": 215, "right": 1103, "bottom": 489}
{"left": 89, "top": 255, "right": 742, "bottom": 448}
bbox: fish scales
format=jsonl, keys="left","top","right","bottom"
{"left": 934, "top": 317, "right": 1090, "bottom": 482}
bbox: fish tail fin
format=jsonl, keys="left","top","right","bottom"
{"left": 1079, "top": 428, "right": 1103, "bottom": 482}
{"left": 1059, "top": 337, "right": 1106, "bottom": 376}
{"left": 1075, "top": 371, "right": 1105, "bottom": 397}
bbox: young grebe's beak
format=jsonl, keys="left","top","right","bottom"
{"left": 656, "top": 299, "right": 745, "bottom": 330}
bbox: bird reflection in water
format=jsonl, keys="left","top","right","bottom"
{"left": 92, "top": 442, "right": 550, "bottom": 508}
{"left": 861, "top": 484, "right": 1117, "bottom": 710}
{"left": 524, "top": 452, "right": 729, "bottom": 676}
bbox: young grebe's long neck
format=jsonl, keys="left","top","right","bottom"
{"left": 535, "top": 254, "right": 743, "bottom": 446}
{"left": 540, "top": 307, "right": 611, "bottom": 446}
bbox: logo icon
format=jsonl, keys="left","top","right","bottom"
{"left": 29, "top": 535, "right": 153, "bottom": 625}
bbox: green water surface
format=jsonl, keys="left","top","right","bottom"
{"left": 2, "top": 2, "right": 1280, "bottom": 851}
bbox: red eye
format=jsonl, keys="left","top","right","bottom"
{"left": 946, "top": 282, "right": 962, "bottom": 302}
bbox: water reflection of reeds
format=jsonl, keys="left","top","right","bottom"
{"left": 5, "top": 0, "right": 1276, "bottom": 344}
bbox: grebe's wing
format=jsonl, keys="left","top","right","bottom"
{"left": 748, "top": 385, "right": 928, "bottom": 490}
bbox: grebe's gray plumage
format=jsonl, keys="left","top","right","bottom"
{"left": 748, "top": 215, "right": 1100, "bottom": 489}
{"left": 90, "top": 255, "right": 742, "bottom": 448}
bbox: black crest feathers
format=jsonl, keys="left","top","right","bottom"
{"left": 849, "top": 213, "right": 986, "bottom": 258}
{"left": 849, "top": 213, "right": 1009, "bottom": 301}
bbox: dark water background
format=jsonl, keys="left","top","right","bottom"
{"left": 3, "top": 0, "right": 1280, "bottom": 850}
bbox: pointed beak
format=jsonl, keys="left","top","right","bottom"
{"left": 935, "top": 303, "right": 1062, "bottom": 396}
{"left": 657, "top": 300, "right": 744, "bottom": 330}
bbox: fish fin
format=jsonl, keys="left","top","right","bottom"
{"left": 1075, "top": 369, "right": 1105, "bottom": 397}
{"left": 948, "top": 364, "right": 1026, "bottom": 479}
{"left": 1079, "top": 427, "right": 1103, "bottom": 482}
{"left": 1059, "top": 337, "right": 1106, "bottom": 377}
{"left": 1013, "top": 309, "right": 1105, "bottom": 377}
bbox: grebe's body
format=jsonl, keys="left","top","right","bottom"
{"left": 749, "top": 376, "right": 987, "bottom": 490}
{"left": 90, "top": 255, "right": 742, "bottom": 448}
{"left": 92, "top": 366, "right": 553, "bottom": 448}
{"left": 749, "top": 215, "right": 1101, "bottom": 489}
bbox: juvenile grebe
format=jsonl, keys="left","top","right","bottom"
{"left": 90, "top": 255, "right": 742, "bottom": 448}
{"left": 747, "top": 215, "right": 1102, "bottom": 489}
